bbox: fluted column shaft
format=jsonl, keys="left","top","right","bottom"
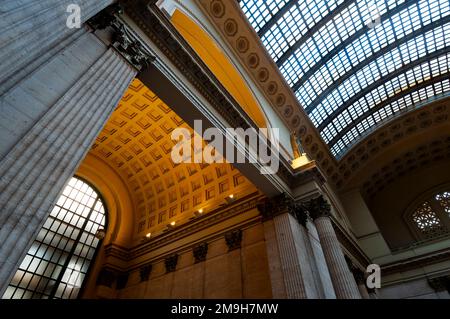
{"left": 351, "top": 269, "right": 371, "bottom": 299}
{"left": 260, "top": 194, "right": 321, "bottom": 299}
{"left": 0, "top": 0, "right": 114, "bottom": 95}
{"left": 314, "top": 216, "right": 361, "bottom": 299}
{"left": 0, "top": 46, "right": 136, "bottom": 294}
{"left": 272, "top": 213, "right": 308, "bottom": 298}
{"left": 358, "top": 283, "right": 371, "bottom": 299}
{"left": 305, "top": 219, "right": 336, "bottom": 298}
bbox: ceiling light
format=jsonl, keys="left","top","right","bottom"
{"left": 225, "top": 194, "right": 236, "bottom": 204}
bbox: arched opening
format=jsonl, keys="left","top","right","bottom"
{"left": 405, "top": 186, "right": 450, "bottom": 241}
{"left": 2, "top": 177, "right": 107, "bottom": 299}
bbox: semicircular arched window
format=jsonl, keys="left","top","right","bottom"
{"left": 408, "top": 190, "right": 450, "bottom": 240}
{"left": 2, "top": 177, "right": 107, "bottom": 299}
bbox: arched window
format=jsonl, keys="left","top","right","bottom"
{"left": 435, "top": 191, "right": 450, "bottom": 217}
{"left": 407, "top": 189, "right": 450, "bottom": 241}
{"left": 2, "top": 177, "right": 106, "bottom": 299}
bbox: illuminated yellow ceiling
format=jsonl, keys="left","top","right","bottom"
{"left": 171, "top": 9, "right": 267, "bottom": 129}
{"left": 88, "top": 79, "right": 259, "bottom": 238}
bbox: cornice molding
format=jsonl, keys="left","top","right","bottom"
{"left": 382, "top": 248, "right": 450, "bottom": 276}
{"left": 291, "top": 162, "right": 327, "bottom": 188}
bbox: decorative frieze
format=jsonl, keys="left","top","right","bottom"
{"left": 104, "top": 193, "right": 263, "bottom": 263}
{"left": 193, "top": 243, "right": 208, "bottom": 263}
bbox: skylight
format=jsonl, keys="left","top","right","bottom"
{"left": 240, "top": 0, "right": 450, "bottom": 158}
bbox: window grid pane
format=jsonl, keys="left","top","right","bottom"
{"left": 3, "top": 177, "right": 106, "bottom": 299}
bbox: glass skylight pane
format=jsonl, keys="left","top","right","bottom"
{"left": 331, "top": 77, "right": 450, "bottom": 158}
{"left": 240, "top": 0, "right": 292, "bottom": 33}
{"left": 241, "top": 0, "right": 450, "bottom": 158}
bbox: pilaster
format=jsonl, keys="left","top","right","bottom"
{"left": 259, "top": 194, "right": 319, "bottom": 298}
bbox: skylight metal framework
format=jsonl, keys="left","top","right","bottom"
{"left": 240, "top": 0, "right": 450, "bottom": 158}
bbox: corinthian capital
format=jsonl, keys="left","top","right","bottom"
{"left": 257, "top": 193, "right": 308, "bottom": 226}
{"left": 88, "top": 4, "right": 155, "bottom": 71}
{"left": 305, "top": 195, "right": 331, "bottom": 220}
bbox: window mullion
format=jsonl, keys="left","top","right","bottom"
{"left": 48, "top": 197, "right": 100, "bottom": 299}
{"left": 431, "top": 196, "right": 450, "bottom": 231}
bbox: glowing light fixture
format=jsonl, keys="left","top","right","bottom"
{"left": 225, "top": 194, "right": 236, "bottom": 204}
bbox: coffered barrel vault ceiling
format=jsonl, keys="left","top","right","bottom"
{"left": 240, "top": 0, "right": 450, "bottom": 159}
{"left": 89, "top": 79, "right": 258, "bottom": 238}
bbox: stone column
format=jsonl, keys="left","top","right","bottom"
{"left": 259, "top": 194, "right": 319, "bottom": 298}
{"left": 308, "top": 196, "right": 361, "bottom": 299}
{"left": 354, "top": 270, "right": 371, "bottom": 299}
{"left": 0, "top": 8, "right": 154, "bottom": 294}
{"left": 305, "top": 218, "right": 336, "bottom": 298}
{"left": 345, "top": 256, "right": 370, "bottom": 299}
{"left": 0, "top": 0, "right": 114, "bottom": 95}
